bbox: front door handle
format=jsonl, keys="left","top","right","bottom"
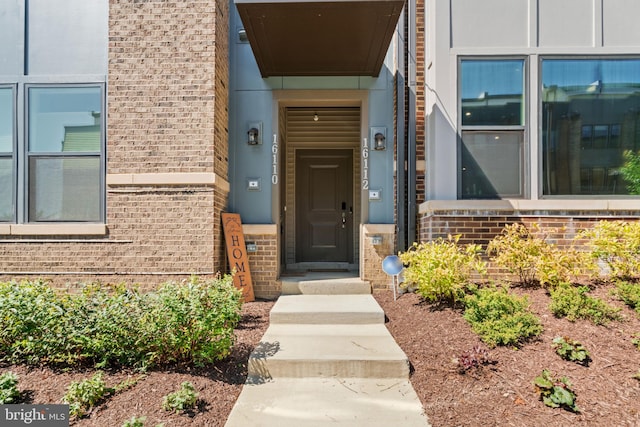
{"left": 341, "top": 212, "right": 346, "bottom": 228}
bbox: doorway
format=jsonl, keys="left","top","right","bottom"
{"left": 282, "top": 105, "right": 361, "bottom": 271}
{"left": 295, "top": 149, "right": 353, "bottom": 263}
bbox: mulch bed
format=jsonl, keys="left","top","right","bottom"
{"left": 4, "top": 283, "right": 640, "bottom": 426}
{"left": 376, "top": 284, "right": 640, "bottom": 426}
{"left": 4, "top": 300, "right": 274, "bottom": 427}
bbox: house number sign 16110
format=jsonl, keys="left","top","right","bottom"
{"left": 361, "top": 137, "right": 369, "bottom": 190}
{"left": 272, "top": 133, "right": 278, "bottom": 185}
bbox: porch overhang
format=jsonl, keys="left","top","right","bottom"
{"left": 235, "top": 0, "right": 404, "bottom": 77}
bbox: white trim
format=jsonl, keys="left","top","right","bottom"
{"left": 243, "top": 224, "right": 278, "bottom": 235}
{"left": 107, "top": 172, "right": 230, "bottom": 192}
{"left": 419, "top": 199, "right": 640, "bottom": 214}
{"left": 5, "top": 224, "right": 107, "bottom": 236}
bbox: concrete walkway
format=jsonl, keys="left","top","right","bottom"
{"left": 225, "top": 292, "right": 431, "bottom": 426}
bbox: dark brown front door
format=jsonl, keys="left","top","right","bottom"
{"left": 296, "top": 149, "right": 353, "bottom": 263}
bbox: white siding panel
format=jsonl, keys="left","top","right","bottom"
{"left": 538, "top": 0, "right": 595, "bottom": 47}
{"left": 451, "top": 0, "right": 529, "bottom": 48}
{"left": 603, "top": 0, "right": 640, "bottom": 46}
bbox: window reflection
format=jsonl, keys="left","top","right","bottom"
{"left": 27, "top": 86, "right": 103, "bottom": 221}
{"left": 28, "top": 87, "right": 101, "bottom": 153}
{"left": 461, "top": 60, "right": 525, "bottom": 126}
{"left": 460, "top": 59, "right": 525, "bottom": 199}
{"left": 542, "top": 59, "right": 640, "bottom": 195}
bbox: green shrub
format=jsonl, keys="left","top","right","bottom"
{"left": 399, "top": 235, "right": 486, "bottom": 304}
{"left": 614, "top": 281, "right": 640, "bottom": 314}
{"left": 0, "top": 275, "right": 243, "bottom": 369}
{"left": 63, "top": 372, "right": 114, "bottom": 418}
{"left": 620, "top": 150, "right": 640, "bottom": 194}
{"left": 487, "top": 223, "right": 595, "bottom": 288}
{"left": 162, "top": 382, "right": 198, "bottom": 413}
{"left": 552, "top": 336, "right": 591, "bottom": 366}
{"left": 0, "top": 280, "right": 68, "bottom": 365}
{"left": 549, "top": 283, "right": 622, "bottom": 325}
{"left": 534, "top": 369, "right": 579, "bottom": 412}
{"left": 0, "top": 372, "right": 21, "bottom": 404}
{"left": 64, "top": 284, "right": 150, "bottom": 368}
{"left": 579, "top": 220, "right": 640, "bottom": 280}
{"left": 141, "top": 275, "right": 243, "bottom": 366}
{"left": 463, "top": 286, "right": 543, "bottom": 347}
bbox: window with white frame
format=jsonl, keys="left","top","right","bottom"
{"left": 459, "top": 59, "right": 526, "bottom": 199}
{"left": 541, "top": 58, "right": 640, "bottom": 196}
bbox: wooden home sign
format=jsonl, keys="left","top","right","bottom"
{"left": 221, "top": 213, "right": 255, "bottom": 302}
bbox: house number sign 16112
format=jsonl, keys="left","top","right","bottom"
{"left": 361, "top": 137, "right": 369, "bottom": 190}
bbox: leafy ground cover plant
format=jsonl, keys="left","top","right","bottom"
{"left": 487, "top": 223, "right": 594, "bottom": 288}
{"left": 399, "top": 235, "right": 486, "bottom": 304}
{"left": 121, "top": 415, "right": 164, "bottom": 427}
{"left": 549, "top": 283, "right": 622, "bottom": 325}
{"left": 162, "top": 381, "right": 199, "bottom": 413}
{"left": 632, "top": 333, "right": 640, "bottom": 350}
{"left": 63, "top": 372, "right": 114, "bottom": 418}
{"left": 0, "top": 275, "right": 242, "bottom": 369}
{"left": 463, "top": 286, "right": 543, "bottom": 347}
{"left": 534, "top": 369, "right": 579, "bottom": 412}
{"left": 614, "top": 280, "right": 640, "bottom": 314}
{"left": 552, "top": 336, "right": 591, "bottom": 366}
{"left": 454, "top": 345, "right": 495, "bottom": 374}
{"left": 579, "top": 220, "right": 640, "bottom": 280}
{"left": 0, "top": 371, "right": 21, "bottom": 404}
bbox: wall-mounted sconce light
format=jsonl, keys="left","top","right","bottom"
{"left": 247, "top": 127, "right": 259, "bottom": 145}
{"left": 374, "top": 132, "right": 386, "bottom": 151}
{"left": 313, "top": 113, "right": 319, "bottom": 122}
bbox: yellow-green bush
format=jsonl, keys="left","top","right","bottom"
{"left": 399, "top": 235, "right": 486, "bottom": 304}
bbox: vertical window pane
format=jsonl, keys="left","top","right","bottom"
{"left": 461, "top": 131, "right": 523, "bottom": 198}
{"left": 542, "top": 59, "right": 640, "bottom": 195}
{"left": 0, "top": 87, "right": 14, "bottom": 221}
{"left": 29, "top": 157, "right": 100, "bottom": 221}
{"left": 0, "top": 158, "right": 13, "bottom": 221}
{"left": 0, "top": 87, "right": 13, "bottom": 152}
{"left": 28, "top": 87, "right": 101, "bottom": 153}
{"left": 461, "top": 60, "right": 525, "bottom": 126}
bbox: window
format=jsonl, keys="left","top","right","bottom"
{"left": 0, "top": 1, "right": 107, "bottom": 225}
{"left": 459, "top": 59, "right": 526, "bottom": 198}
{"left": 27, "top": 86, "right": 104, "bottom": 221}
{"left": 0, "top": 86, "right": 15, "bottom": 221}
{"left": 542, "top": 58, "right": 640, "bottom": 196}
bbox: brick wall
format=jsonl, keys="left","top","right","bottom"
{"left": 419, "top": 209, "right": 640, "bottom": 279}
{"left": 361, "top": 224, "right": 396, "bottom": 290}
{"left": 242, "top": 225, "right": 280, "bottom": 299}
{"left": 0, "top": 1, "right": 230, "bottom": 287}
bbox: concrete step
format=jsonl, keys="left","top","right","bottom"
{"left": 225, "top": 377, "right": 431, "bottom": 427}
{"left": 270, "top": 295, "right": 384, "bottom": 325}
{"left": 281, "top": 280, "right": 371, "bottom": 295}
{"left": 280, "top": 272, "right": 371, "bottom": 295}
{"left": 248, "top": 324, "right": 410, "bottom": 380}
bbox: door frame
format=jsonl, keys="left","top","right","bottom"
{"left": 271, "top": 90, "right": 369, "bottom": 273}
